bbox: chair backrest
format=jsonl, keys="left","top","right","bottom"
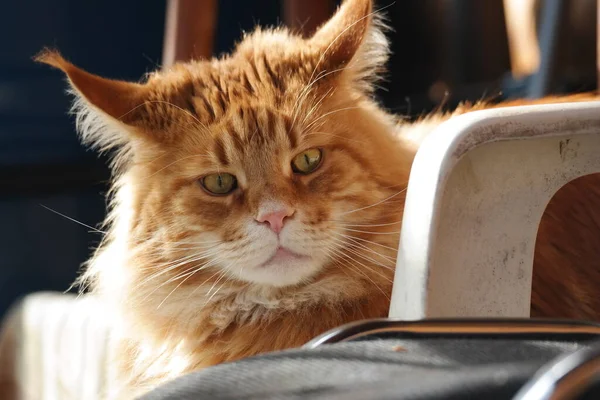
{"left": 389, "top": 101, "right": 600, "bottom": 319}
{"left": 2, "top": 292, "right": 116, "bottom": 399}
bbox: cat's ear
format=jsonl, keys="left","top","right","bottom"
{"left": 34, "top": 49, "right": 154, "bottom": 153}
{"left": 308, "top": 0, "right": 388, "bottom": 92}
{"left": 34, "top": 49, "right": 149, "bottom": 124}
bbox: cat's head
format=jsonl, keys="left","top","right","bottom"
{"left": 37, "top": 0, "right": 412, "bottom": 313}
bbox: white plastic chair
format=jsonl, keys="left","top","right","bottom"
{"left": 0, "top": 293, "right": 116, "bottom": 400}
{"left": 390, "top": 100, "right": 600, "bottom": 319}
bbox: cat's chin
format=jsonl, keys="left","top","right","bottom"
{"left": 235, "top": 246, "right": 324, "bottom": 287}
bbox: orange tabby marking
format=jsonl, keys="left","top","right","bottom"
{"left": 34, "top": 0, "right": 599, "bottom": 396}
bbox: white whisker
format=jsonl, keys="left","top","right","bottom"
{"left": 118, "top": 100, "right": 210, "bottom": 135}
{"left": 135, "top": 249, "right": 221, "bottom": 290}
{"left": 156, "top": 257, "right": 223, "bottom": 309}
{"left": 343, "top": 236, "right": 397, "bottom": 263}
{"left": 304, "top": 106, "right": 362, "bottom": 131}
{"left": 342, "top": 228, "right": 401, "bottom": 235}
{"left": 335, "top": 220, "right": 403, "bottom": 228}
{"left": 329, "top": 236, "right": 395, "bottom": 270}
{"left": 144, "top": 154, "right": 213, "bottom": 180}
{"left": 301, "top": 131, "right": 366, "bottom": 145}
{"left": 204, "top": 269, "right": 231, "bottom": 305}
{"left": 340, "top": 188, "right": 407, "bottom": 216}
{"left": 327, "top": 246, "right": 391, "bottom": 299}
{"left": 40, "top": 204, "right": 105, "bottom": 234}
{"left": 301, "top": 87, "right": 334, "bottom": 126}
{"left": 334, "top": 232, "right": 398, "bottom": 252}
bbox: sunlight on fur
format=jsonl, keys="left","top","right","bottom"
{"left": 32, "top": 0, "right": 600, "bottom": 397}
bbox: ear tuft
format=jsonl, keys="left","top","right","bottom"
{"left": 34, "top": 48, "right": 156, "bottom": 166}
{"left": 33, "top": 48, "right": 71, "bottom": 70}
{"left": 34, "top": 47, "right": 150, "bottom": 124}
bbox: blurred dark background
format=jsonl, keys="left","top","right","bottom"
{"left": 0, "top": 0, "right": 597, "bottom": 319}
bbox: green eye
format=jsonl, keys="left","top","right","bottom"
{"left": 291, "top": 148, "right": 323, "bottom": 174}
{"left": 201, "top": 173, "right": 237, "bottom": 195}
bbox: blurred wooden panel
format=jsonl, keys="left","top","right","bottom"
{"left": 162, "top": 0, "right": 218, "bottom": 67}
{"left": 505, "top": 0, "right": 596, "bottom": 87}
{"left": 504, "top": 0, "right": 539, "bottom": 77}
{"left": 283, "top": 0, "right": 334, "bottom": 36}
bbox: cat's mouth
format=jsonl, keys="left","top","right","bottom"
{"left": 239, "top": 244, "right": 322, "bottom": 286}
{"left": 260, "top": 246, "right": 308, "bottom": 267}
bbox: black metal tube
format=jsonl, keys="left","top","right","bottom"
{"left": 513, "top": 339, "right": 600, "bottom": 400}
{"left": 528, "top": 0, "right": 567, "bottom": 98}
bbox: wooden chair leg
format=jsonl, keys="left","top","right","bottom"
{"left": 0, "top": 305, "right": 19, "bottom": 400}
{"left": 597, "top": 0, "right": 600, "bottom": 87}
{"left": 283, "top": 0, "right": 334, "bottom": 36}
{"left": 503, "top": 0, "right": 540, "bottom": 78}
{"left": 162, "top": 0, "right": 218, "bottom": 67}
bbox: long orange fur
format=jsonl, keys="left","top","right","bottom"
{"left": 29, "top": 0, "right": 600, "bottom": 396}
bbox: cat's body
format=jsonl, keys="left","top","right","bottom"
{"left": 22, "top": 0, "right": 600, "bottom": 397}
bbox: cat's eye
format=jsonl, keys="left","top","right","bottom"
{"left": 291, "top": 148, "right": 323, "bottom": 174}
{"left": 201, "top": 173, "right": 237, "bottom": 195}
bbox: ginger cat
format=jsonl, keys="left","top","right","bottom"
{"left": 26, "top": 0, "right": 600, "bottom": 396}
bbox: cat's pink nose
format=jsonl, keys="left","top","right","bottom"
{"left": 256, "top": 208, "right": 294, "bottom": 233}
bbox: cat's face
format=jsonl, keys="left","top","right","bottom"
{"left": 38, "top": 0, "right": 412, "bottom": 308}
{"left": 140, "top": 91, "right": 403, "bottom": 288}
{"left": 163, "top": 105, "right": 348, "bottom": 287}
